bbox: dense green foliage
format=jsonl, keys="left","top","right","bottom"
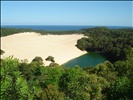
{"left": 32, "top": 56, "right": 44, "bottom": 65}
{"left": 1, "top": 28, "right": 82, "bottom": 37}
{"left": 1, "top": 50, "right": 133, "bottom": 100}
{"left": 76, "top": 27, "right": 133, "bottom": 62}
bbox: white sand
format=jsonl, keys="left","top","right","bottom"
{"left": 1, "top": 32, "right": 87, "bottom": 65}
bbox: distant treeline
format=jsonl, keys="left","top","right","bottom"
{"left": 76, "top": 27, "right": 133, "bottom": 62}
{"left": 0, "top": 28, "right": 83, "bottom": 37}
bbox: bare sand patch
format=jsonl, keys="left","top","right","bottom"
{"left": 1, "top": 32, "right": 87, "bottom": 65}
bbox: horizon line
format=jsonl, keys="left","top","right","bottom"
{"left": 1, "top": 24, "right": 133, "bottom": 27}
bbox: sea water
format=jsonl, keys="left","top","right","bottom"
{"left": 1, "top": 25, "right": 132, "bottom": 31}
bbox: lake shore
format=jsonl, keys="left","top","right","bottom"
{"left": 1, "top": 32, "right": 87, "bottom": 65}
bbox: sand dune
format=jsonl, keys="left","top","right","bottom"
{"left": 1, "top": 32, "right": 87, "bottom": 65}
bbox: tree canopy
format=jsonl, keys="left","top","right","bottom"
{"left": 76, "top": 27, "right": 133, "bottom": 62}
{"left": 1, "top": 50, "right": 133, "bottom": 100}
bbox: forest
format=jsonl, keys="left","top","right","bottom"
{"left": 76, "top": 27, "right": 133, "bottom": 62}
{"left": 1, "top": 27, "right": 133, "bottom": 100}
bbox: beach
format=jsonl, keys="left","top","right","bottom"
{"left": 1, "top": 32, "right": 87, "bottom": 65}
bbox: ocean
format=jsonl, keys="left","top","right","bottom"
{"left": 1, "top": 25, "right": 133, "bottom": 31}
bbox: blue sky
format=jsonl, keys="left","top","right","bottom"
{"left": 1, "top": 1, "right": 133, "bottom": 26}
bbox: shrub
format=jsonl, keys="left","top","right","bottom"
{"left": 49, "top": 62, "right": 59, "bottom": 67}
{"left": 45, "top": 56, "right": 55, "bottom": 62}
{"left": 32, "top": 56, "right": 43, "bottom": 65}
{"left": 0, "top": 49, "right": 5, "bottom": 55}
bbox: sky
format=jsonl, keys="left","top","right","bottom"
{"left": 1, "top": 1, "right": 133, "bottom": 26}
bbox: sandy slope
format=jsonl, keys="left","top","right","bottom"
{"left": 1, "top": 32, "right": 87, "bottom": 65}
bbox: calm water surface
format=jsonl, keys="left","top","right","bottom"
{"left": 63, "top": 52, "right": 106, "bottom": 68}
{"left": 2, "top": 25, "right": 132, "bottom": 31}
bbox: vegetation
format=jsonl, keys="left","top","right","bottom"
{"left": 32, "top": 56, "right": 44, "bottom": 65}
{"left": 1, "top": 27, "right": 133, "bottom": 99}
{"left": 45, "top": 56, "right": 55, "bottom": 63}
{"left": 1, "top": 49, "right": 133, "bottom": 100}
{"left": 0, "top": 49, "right": 5, "bottom": 55}
{"left": 49, "top": 62, "right": 59, "bottom": 67}
{"left": 76, "top": 27, "right": 133, "bottom": 62}
{"left": 1, "top": 28, "right": 82, "bottom": 37}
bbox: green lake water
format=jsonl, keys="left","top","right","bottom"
{"left": 63, "top": 52, "right": 106, "bottom": 68}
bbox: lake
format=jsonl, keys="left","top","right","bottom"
{"left": 63, "top": 52, "right": 106, "bottom": 68}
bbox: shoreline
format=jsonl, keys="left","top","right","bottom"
{"left": 1, "top": 32, "right": 87, "bottom": 66}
